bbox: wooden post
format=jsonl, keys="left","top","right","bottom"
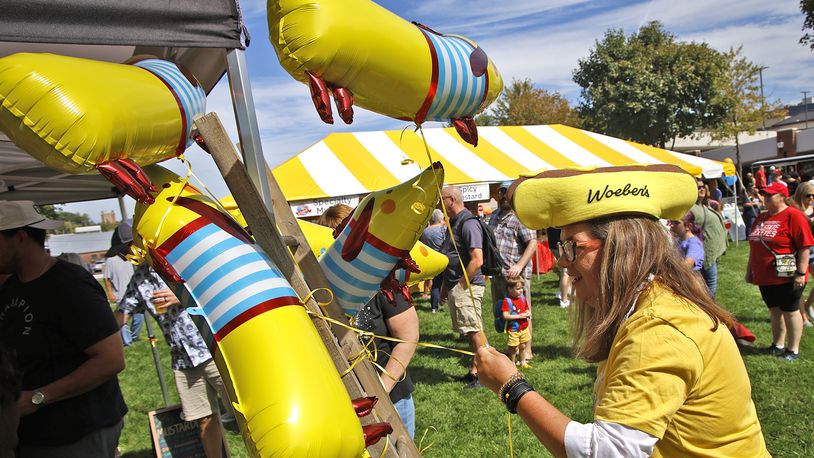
{"left": 195, "top": 113, "right": 419, "bottom": 457}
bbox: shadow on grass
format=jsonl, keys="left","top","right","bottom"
{"left": 531, "top": 343, "right": 573, "bottom": 359}
{"left": 409, "top": 365, "right": 458, "bottom": 385}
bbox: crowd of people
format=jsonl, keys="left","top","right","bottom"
{"left": 3, "top": 160, "right": 812, "bottom": 456}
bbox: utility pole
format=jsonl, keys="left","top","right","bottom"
{"left": 758, "top": 66, "right": 767, "bottom": 129}
{"left": 803, "top": 91, "right": 811, "bottom": 129}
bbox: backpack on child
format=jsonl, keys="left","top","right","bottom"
{"left": 456, "top": 215, "right": 504, "bottom": 277}
{"left": 493, "top": 295, "right": 528, "bottom": 333}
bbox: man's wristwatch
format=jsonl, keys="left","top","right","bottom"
{"left": 795, "top": 271, "right": 807, "bottom": 276}
{"left": 31, "top": 390, "right": 46, "bottom": 406}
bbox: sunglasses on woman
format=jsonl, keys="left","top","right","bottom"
{"left": 558, "top": 239, "right": 603, "bottom": 263}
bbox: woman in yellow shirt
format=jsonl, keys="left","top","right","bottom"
{"left": 476, "top": 165, "right": 770, "bottom": 457}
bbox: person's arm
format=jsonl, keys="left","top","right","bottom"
{"left": 115, "top": 310, "right": 128, "bottom": 328}
{"left": 795, "top": 246, "right": 810, "bottom": 289}
{"left": 476, "top": 346, "right": 570, "bottom": 457}
{"left": 459, "top": 247, "right": 483, "bottom": 287}
{"left": 18, "top": 332, "right": 125, "bottom": 416}
{"left": 380, "top": 306, "right": 419, "bottom": 393}
{"left": 502, "top": 310, "right": 526, "bottom": 320}
{"left": 508, "top": 238, "right": 538, "bottom": 278}
{"left": 103, "top": 277, "right": 117, "bottom": 303}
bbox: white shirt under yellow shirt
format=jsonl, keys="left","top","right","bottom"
{"left": 566, "top": 283, "right": 770, "bottom": 457}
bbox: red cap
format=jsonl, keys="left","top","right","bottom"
{"left": 759, "top": 181, "right": 789, "bottom": 197}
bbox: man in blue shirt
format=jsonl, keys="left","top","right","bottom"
{"left": 440, "top": 185, "right": 487, "bottom": 387}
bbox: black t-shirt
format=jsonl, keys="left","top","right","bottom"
{"left": 356, "top": 293, "right": 415, "bottom": 403}
{"left": 0, "top": 259, "right": 128, "bottom": 445}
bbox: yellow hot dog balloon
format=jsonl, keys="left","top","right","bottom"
{"left": 267, "top": 0, "right": 503, "bottom": 146}
{"left": 132, "top": 165, "right": 386, "bottom": 457}
{"left": 219, "top": 196, "right": 448, "bottom": 285}
{"left": 0, "top": 53, "right": 205, "bottom": 203}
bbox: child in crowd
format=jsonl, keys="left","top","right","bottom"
{"left": 501, "top": 277, "right": 532, "bottom": 368}
{"left": 669, "top": 211, "right": 704, "bottom": 272}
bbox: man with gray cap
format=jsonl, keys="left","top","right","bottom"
{"left": 488, "top": 182, "right": 538, "bottom": 363}
{"left": 103, "top": 222, "right": 140, "bottom": 347}
{"left": 0, "top": 201, "right": 127, "bottom": 457}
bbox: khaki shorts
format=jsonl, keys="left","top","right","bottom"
{"left": 507, "top": 327, "right": 531, "bottom": 347}
{"left": 174, "top": 359, "right": 227, "bottom": 422}
{"left": 447, "top": 283, "right": 485, "bottom": 334}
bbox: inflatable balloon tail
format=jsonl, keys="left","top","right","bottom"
{"left": 319, "top": 162, "right": 444, "bottom": 316}
{"left": 268, "top": 0, "right": 502, "bottom": 146}
{"left": 132, "top": 165, "right": 368, "bottom": 457}
{"left": 219, "top": 196, "right": 449, "bottom": 285}
{"left": 0, "top": 53, "right": 205, "bottom": 203}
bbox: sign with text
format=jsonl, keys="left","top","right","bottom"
{"left": 459, "top": 183, "right": 491, "bottom": 202}
{"left": 148, "top": 405, "right": 228, "bottom": 457}
{"left": 290, "top": 196, "right": 360, "bottom": 218}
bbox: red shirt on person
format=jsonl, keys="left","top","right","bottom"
{"left": 501, "top": 296, "right": 529, "bottom": 332}
{"left": 748, "top": 206, "right": 814, "bottom": 285}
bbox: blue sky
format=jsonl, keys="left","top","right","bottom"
{"left": 66, "top": 0, "right": 813, "bottom": 220}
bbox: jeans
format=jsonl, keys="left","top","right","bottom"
{"left": 393, "top": 395, "right": 415, "bottom": 439}
{"left": 430, "top": 274, "right": 443, "bottom": 311}
{"left": 120, "top": 312, "right": 144, "bottom": 346}
{"left": 701, "top": 261, "right": 718, "bottom": 298}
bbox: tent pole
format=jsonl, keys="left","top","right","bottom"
{"left": 225, "top": 48, "right": 273, "bottom": 208}
{"left": 143, "top": 316, "right": 170, "bottom": 406}
{"left": 117, "top": 195, "right": 127, "bottom": 222}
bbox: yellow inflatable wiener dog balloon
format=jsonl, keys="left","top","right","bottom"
{"left": 267, "top": 0, "right": 503, "bottom": 146}
{"left": 0, "top": 53, "right": 205, "bottom": 203}
{"left": 219, "top": 196, "right": 448, "bottom": 285}
{"left": 132, "top": 165, "right": 389, "bottom": 457}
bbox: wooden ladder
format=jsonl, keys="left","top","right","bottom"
{"left": 196, "top": 113, "right": 420, "bottom": 458}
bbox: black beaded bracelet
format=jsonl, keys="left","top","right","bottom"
{"left": 506, "top": 380, "right": 535, "bottom": 414}
{"left": 499, "top": 372, "right": 526, "bottom": 403}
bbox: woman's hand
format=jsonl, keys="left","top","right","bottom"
{"left": 475, "top": 346, "right": 519, "bottom": 395}
{"left": 794, "top": 274, "right": 807, "bottom": 290}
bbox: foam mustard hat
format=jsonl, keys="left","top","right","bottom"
{"left": 507, "top": 164, "right": 698, "bottom": 229}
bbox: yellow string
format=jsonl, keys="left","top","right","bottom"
{"left": 307, "top": 310, "right": 475, "bottom": 357}
{"left": 508, "top": 413, "right": 514, "bottom": 458}
{"left": 417, "top": 426, "right": 437, "bottom": 454}
{"left": 416, "top": 126, "right": 488, "bottom": 348}
{"left": 378, "top": 435, "right": 390, "bottom": 458}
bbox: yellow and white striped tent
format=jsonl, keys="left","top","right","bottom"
{"left": 273, "top": 124, "right": 736, "bottom": 201}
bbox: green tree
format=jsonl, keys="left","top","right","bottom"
{"left": 708, "top": 47, "right": 786, "bottom": 170}
{"left": 476, "top": 78, "right": 580, "bottom": 126}
{"left": 53, "top": 210, "right": 94, "bottom": 234}
{"left": 572, "top": 21, "right": 728, "bottom": 148}
{"left": 800, "top": 0, "right": 814, "bottom": 49}
{"left": 35, "top": 204, "right": 61, "bottom": 220}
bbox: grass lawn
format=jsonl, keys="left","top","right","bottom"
{"left": 116, "top": 242, "right": 814, "bottom": 457}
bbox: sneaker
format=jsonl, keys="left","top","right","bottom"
{"left": 465, "top": 379, "right": 482, "bottom": 389}
{"left": 780, "top": 350, "right": 800, "bottom": 361}
{"left": 458, "top": 372, "right": 477, "bottom": 383}
{"left": 560, "top": 299, "right": 570, "bottom": 308}
{"left": 766, "top": 344, "right": 785, "bottom": 356}
{"left": 520, "top": 362, "right": 532, "bottom": 369}
{"left": 220, "top": 412, "right": 236, "bottom": 424}
{"left": 431, "top": 309, "right": 438, "bottom": 314}
{"left": 805, "top": 321, "right": 814, "bottom": 328}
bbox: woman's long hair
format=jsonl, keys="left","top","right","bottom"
{"left": 571, "top": 215, "right": 734, "bottom": 362}
{"left": 792, "top": 181, "right": 814, "bottom": 211}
